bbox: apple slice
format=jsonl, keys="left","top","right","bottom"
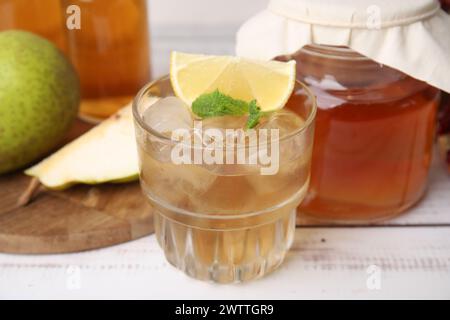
{"left": 25, "top": 104, "right": 139, "bottom": 190}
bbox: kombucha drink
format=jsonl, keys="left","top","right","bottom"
{"left": 62, "top": 0, "right": 151, "bottom": 121}
{"left": 0, "top": 0, "right": 66, "bottom": 51}
{"left": 133, "top": 76, "right": 316, "bottom": 282}
{"left": 283, "top": 45, "right": 440, "bottom": 223}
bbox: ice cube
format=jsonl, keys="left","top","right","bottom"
{"left": 147, "top": 160, "right": 218, "bottom": 210}
{"left": 245, "top": 158, "right": 303, "bottom": 195}
{"left": 245, "top": 109, "right": 312, "bottom": 195}
{"left": 258, "top": 109, "right": 305, "bottom": 138}
{"left": 201, "top": 115, "right": 248, "bottom": 131}
{"left": 199, "top": 116, "right": 248, "bottom": 144}
{"left": 143, "top": 96, "right": 193, "bottom": 137}
{"left": 141, "top": 97, "right": 193, "bottom": 162}
{"left": 258, "top": 109, "right": 307, "bottom": 162}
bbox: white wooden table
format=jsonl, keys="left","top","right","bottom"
{"left": 1, "top": 28, "right": 450, "bottom": 300}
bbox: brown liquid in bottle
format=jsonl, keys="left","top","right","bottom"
{"left": 0, "top": 0, "right": 66, "bottom": 51}
{"left": 61, "top": 0, "right": 151, "bottom": 120}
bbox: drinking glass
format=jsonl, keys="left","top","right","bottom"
{"left": 133, "top": 76, "right": 316, "bottom": 283}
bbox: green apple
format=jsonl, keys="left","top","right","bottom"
{"left": 0, "top": 30, "right": 80, "bottom": 174}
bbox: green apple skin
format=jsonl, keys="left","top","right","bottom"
{"left": 0, "top": 30, "right": 80, "bottom": 174}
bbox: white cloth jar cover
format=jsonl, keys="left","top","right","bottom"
{"left": 236, "top": 0, "right": 450, "bottom": 93}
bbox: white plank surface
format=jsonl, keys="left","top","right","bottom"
{"left": 1, "top": 227, "right": 449, "bottom": 299}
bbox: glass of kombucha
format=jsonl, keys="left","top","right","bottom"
{"left": 133, "top": 76, "right": 316, "bottom": 283}
{"left": 61, "top": 0, "right": 151, "bottom": 122}
{"left": 281, "top": 45, "right": 440, "bottom": 223}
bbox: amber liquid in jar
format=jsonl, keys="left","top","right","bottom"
{"left": 283, "top": 46, "right": 439, "bottom": 223}
{"left": 0, "top": 0, "right": 66, "bottom": 51}
{"left": 62, "top": 0, "right": 151, "bottom": 121}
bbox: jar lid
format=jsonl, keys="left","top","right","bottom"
{"left": 236, "top": 0, "right": 450, "bottom": 92}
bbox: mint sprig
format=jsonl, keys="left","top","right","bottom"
{"left": 191, "top": 90, "right": 265, "bottom": 129}
{"left": 246, "top": 100, "right": 262, "bottom": 129}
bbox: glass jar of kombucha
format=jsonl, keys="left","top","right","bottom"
{"left": 61, "top": 0, "right": 151, "bottom": 121}
{"left": 0, "top": 0, "right": 66, "bottom": 51}
{"left": 284, "top": 45, "right": 440, "bottom": 223}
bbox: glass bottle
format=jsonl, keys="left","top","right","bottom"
{"left": 60, "top": 0, "right": 152, "bottom": 121}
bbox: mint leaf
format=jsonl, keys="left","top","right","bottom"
{"left": 192, "top": 90, "right": 249, "bottom": 118}
{"left": 191, "top": 90, "right": 265, "bottom": 129}
{"left": 246, "top": 100, "right": 262, "bottom": 129}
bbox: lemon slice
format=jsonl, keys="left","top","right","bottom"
{"left": 170, "top": 51, "right": 296, "bottom": 112}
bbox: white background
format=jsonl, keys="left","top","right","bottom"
{"left": 147, "top": 0, "right": 268, "bottom": 77}
{"left": 148, "top": 0, "right": 267, "bottom": 30}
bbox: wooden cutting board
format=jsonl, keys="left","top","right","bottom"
{"left": 0, "top": 120, "right": 154, "bottom": 254}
